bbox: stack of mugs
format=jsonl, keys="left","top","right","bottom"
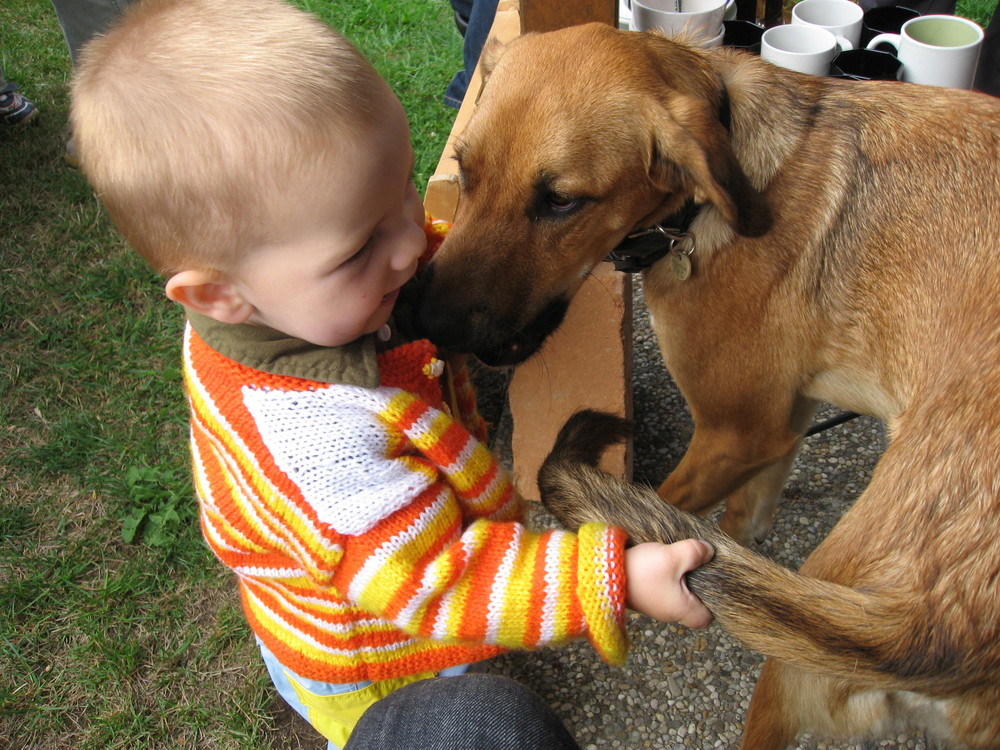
{"left": 630, "top": 0, "right": 737, "bottom": 49}
{"left": 627, "top": 0, "right": 984, "bottom": 87}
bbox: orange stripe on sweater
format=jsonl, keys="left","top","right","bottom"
{"left": 188, "top": 339, "right": 344, "bottom": 577}
{"left": 332, "top": 486, "right": 444, "bottom": 594}
{"left": 383, "top": 506, "right": 463, "bottom": 624}
{"left": 456, "top": 521, "right": 514, "bottom": 641}
{"left": 522, "top": 532, "right": 550, "bottom": 647}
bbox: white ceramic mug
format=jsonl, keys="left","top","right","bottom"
{"left": 866, "top": 15, "right": 984, "bottom": 89}
{"left": 761, "top": 24, "right": 846, "bottom": 75}
{"left": 703, "top": 27, "right": 726, "bottom": 48}
{"left": 632, "top": 0, "right": 728, "bottom": 46}
{"left": 791, "top": 0, "right": 863, "bottom": 48}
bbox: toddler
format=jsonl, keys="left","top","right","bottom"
{"left": 71, "top": 0, "right": 714, "bottom": 747}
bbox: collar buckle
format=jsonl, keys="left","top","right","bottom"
{"left": 607, "top": 224, "right": 695, "bottom": 274}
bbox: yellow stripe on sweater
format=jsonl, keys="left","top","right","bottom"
{"left": 186, "top": 367, "right": 342, "bottom": 579}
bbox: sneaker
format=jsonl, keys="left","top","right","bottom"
{"left": 0, "top": 83, "right": 39, "bottom": 126}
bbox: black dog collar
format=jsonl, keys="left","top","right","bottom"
{"left": 606, "top": 200, "right": 701, "bottom": 274}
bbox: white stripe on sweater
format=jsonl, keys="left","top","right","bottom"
{"left": 540, "top": 529, "right": 569, "bottom": 644}
{"left": 185, "top": 329, "right": 328, "bottom": 563}
{"left": 429, "top": 532, "right": 476, "bottom": 640}
{"left": 485, "top": 532, "right": 521, "bottom": 643}
{"left": 244, "top": 588, "right": 422, "bottom": 658}
{"left": 242, "top": 384, "right": 433, "bottom": 536}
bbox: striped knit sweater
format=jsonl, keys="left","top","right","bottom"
{"left": 181, "top": 264, "right": 627, "bottom": 685}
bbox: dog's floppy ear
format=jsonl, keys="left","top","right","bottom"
{"left": 649, "top": 92, "right": 771, "bottom": 238}
{"left": 475, "top": 36, "right": 509, "bottom": 103}
{"left": 475, "top": 34, "right": 539, "bottom": 104}
{"left": 479, "top": 36, "right": 505, "bottom": 82}
{"left": 476, "top": 36, "right": 504, "bottom": 104}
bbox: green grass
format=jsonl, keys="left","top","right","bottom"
{"left": 1, "top": 1, "right": 461, "bottom": 748}
{"left": 2, "top": 0, "right": 998, "bottom": 746}
{"left": 958, "top": 0, "right": 998, "bottom": 26}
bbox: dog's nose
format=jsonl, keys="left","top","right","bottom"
{"left": 411, "top": 261, "right": 570, "bottom": 365}
{"left": 412, "top": 289, "right": 518, "bottom": 363}
{"left": 414, "top": 299, "right": 477, "bottom": 351}
{"left": 411, "top": 269, "right": 491, "bottom": 353}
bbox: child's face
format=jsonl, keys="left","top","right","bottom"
{"left": 228, "top": 100, "right": 426, "bottom": 347}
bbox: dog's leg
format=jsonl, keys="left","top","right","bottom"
{"left": 647, "top": 298, "right": 812, "bottom": 542}
{"left": 743, "top": 658, "right": 930, "bottom": 750}
{"left": 717, "top": 396, "right": 818, "bottom": 543}
{"left": 719, "top": 449, "right": 800, "bottom": 544}
{"left": 741, "top": 660, "right": 871, "bottom": 750}
{"left": 740, "top": 660, "right": 801, "bottom": 750}
{"left": 743, "top": 661, "right": 867, "bottom": 750}
{"left": 654, "top": 401, "right": 807, "bottom": 543}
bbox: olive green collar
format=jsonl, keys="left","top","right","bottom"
{"left": 187, "top": 312, "right": 382, "bottom": 388}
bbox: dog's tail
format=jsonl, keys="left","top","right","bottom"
{"left": 538, "top": 410, "right": 970, "bottom": 694}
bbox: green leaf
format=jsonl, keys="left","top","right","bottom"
{"left": 121, "top": 510, "right": 147, "bottom": 544}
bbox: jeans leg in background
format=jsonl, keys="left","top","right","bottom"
{"left": 444, "top": 0, "right": 501, "bottom": 108}
{"left": 975, "top": 4, "right": 1000, "bottom": 96}
{"left": 49, "top": 0, "right": 134, "bottom": 64}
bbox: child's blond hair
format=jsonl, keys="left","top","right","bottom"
{"left": 72, "top": 0, "right": 394, "bottom": 276}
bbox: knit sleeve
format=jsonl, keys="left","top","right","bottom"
{"left": 336, "top": 515, "right": 629, "bottom": 662}
{"left": 242, "top": 382, "right": 629, "bottom": 661}
{"left": 575, "top": 523, "right": 629, "bottom": 664}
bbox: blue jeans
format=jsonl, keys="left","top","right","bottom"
{"left": 444, "top": 0, "right": 501, "bottom": 108}
{"left": 344, "top": 671, "right": 581, "bottom": 750}
{"left": 257, "top": 637, "right": 469, "bottom": 749}
{"left": 259, "top": 638, "right": 576, "bottom": 749}
{"left": 50, "top": 0, "right": 135, "bottom": 65}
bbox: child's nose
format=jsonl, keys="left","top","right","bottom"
{"left": 388, "top": 221, "right": 427, "bottom": 271}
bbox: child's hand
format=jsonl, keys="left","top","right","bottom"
{"left": 625, "top": 540, "right": 715, "bottom": 628}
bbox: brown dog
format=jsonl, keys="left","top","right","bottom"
{"left": 413, "top": 22, "right": 1000, "bottom": 750}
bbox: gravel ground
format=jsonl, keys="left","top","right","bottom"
{"left": 472, "top": 278, "right": 938, "bottom": 750}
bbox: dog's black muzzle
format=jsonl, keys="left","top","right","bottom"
{"left": 410, "top": 265, "right": 569, "bottom": 367}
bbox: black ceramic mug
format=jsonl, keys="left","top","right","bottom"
{"left": 723, "top": 19, "right": 766, "bottom": 52}
{"left": 830, "top": 47, "right": 904, "bottom": 79}
{"left": 860, "top": 5, "right": 920, "bottom": 48}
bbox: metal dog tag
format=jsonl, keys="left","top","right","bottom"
{"left": 670, "top": 250, "right": 692, "bottom": 281}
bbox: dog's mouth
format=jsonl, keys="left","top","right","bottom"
{"left": 412, "top": 266, "right": 570, "bottom": 367}
{"left": 471, "top": 297, "right": 570, "bottom": 367}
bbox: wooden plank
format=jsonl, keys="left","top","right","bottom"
{"left": 509, "top": 263, "right": 633, "bottom": 501}
{"left": 520, "top": 0, "right": 617, "bottom": 33}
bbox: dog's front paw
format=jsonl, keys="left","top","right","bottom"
{"left": 719, "top": 510, "right": 773, "bottom": 546}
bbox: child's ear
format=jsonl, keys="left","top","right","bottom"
{"left": 165, "top": 270, "right": 254, "bottom": 324}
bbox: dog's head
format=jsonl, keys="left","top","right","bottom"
{"left": 414, "top": 23, "right": 770, "bottom": 366}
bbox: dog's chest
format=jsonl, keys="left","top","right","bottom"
{"left": 806, "top": 368, "right": 900, "bottom": 422}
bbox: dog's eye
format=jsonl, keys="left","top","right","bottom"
{"left": 531, "top": 179, "right": 588, "bottom": 221}
{"left": 548, "top": 194, "right": 579, "bottom": 213}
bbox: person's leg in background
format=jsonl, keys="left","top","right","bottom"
{"left": 974, "top": 3, "right": 1000, "bottom": 96}
{"left": 49, "top": 0, "right": 135, "bottom": 161}
{"left": 444, "top": 0, "right": 501, "bottom": 108}
{"left": 344, "top": 673, "right": 581, "bottom": 750}
{"left": 450, "top": 0, "right": 473, "bottom": 35}
{"left": 49, "top": 0, "right": 133, "bottom": 65}
{"left": 1, "top": 1, "right": 133, "bottom": 131}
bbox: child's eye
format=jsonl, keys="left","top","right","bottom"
{"left": 344, "top": 236, "right": 374, "bottom": 265}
